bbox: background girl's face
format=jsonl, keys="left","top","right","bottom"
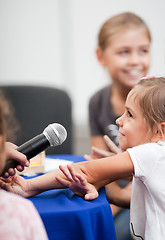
{"left": 116, "top": 90, "right": 152, "bottom": 151}
{"left": 99, "top": 27, "right": 150, "bottom": 88}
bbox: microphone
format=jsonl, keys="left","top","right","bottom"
{"left": 1, "top": 123, "right": 67, "bottom": 175}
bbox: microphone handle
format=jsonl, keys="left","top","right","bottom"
{"left": 1, "top": 134, "right": 50, "bottom": 176}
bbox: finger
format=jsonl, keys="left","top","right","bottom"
{"left": 6, "top": 142, "right": 18, "bottom": 149}
{"left": 55, "top": 176, "right": 70, "bottom": 187}
{"left": 67, "top": 166, "right": 79, "bottom": 183}
{"left": 85, "top": 191, "right": 99, "bottom": 200}
{"left": 16, "top": 165, "right": 24, "bottom": 172}
{"left": 8, "top": 168, "right": 16, "bottom": 176}
{"left": 91, "top": 147, "right": 104, "bottom": 157}
{"left": 103, "top": 135, "right": 121, "bottom": 154}
{"left": 59, "top": 165, "right": 73, "bottom": 182}
{"left": 2, "top": 172, "right": 9, "bottom": 178}
{"left": 13, "top": 152, "right": 29, "bottom": 167}
{"left": 0, "top": 179, "right": 13, "bottom": 192}
{"left": 84, "top": 154, "right": 93, "bottom": 161}
{"left": 92, "top": 147, "right": 110, "bottom": 158}
{"left": 6, "top": 142, "right": 29, "bottom": 167}
{"left": 75, "top": 173, "right": 87, "bottom": 186}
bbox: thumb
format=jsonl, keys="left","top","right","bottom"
{"left": 84, "top": 191, "right": 99, "bottom": 200}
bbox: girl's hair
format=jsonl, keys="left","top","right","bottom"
{"left": 134, "top": 77, "right": 165, "bottom": 131}
{"left": 0, "top": 101, "right": 6, "bottom": 145}
{"left": 0, "top": 90, "right": 19, "bottom": 142}
{"left": 98, "top": 12, "right": 151, "bottom": 51}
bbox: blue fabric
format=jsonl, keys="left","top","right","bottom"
{"left": 28, "top": 155, "right": 117, "bottom": 240}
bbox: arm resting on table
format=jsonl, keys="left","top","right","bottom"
{"left": 28, "top": 151, "right": 133, "bottom": 196}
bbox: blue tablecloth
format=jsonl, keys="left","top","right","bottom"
{"left": 28, "top": 155, "right": 117, "bottom": 240}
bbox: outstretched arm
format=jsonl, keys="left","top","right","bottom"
{"left": 56, "top": 151, "right": 133, "bottom": 201}
{"left": 0, "top": 151, "right": 133, "bottom": 198}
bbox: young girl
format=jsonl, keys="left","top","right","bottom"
{"left": 0, "top": 103, "right": 48, "bottom": 239}
{"left": 57, "top": 76, "right": 165, "bottom": 239}
{"left": 1, "top": 76, "right": 165, "bottom": 239}
{"left": 89, "top": 12, "right": 151, "bottom": 150}
{"left": 88, "top": 12, "right": 151, "bottom": 239}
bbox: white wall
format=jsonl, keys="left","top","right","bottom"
{"left": 0, "top": 0, "right": 165, "bottom": 154}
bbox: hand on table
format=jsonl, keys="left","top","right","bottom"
{"left": 56, "top": 164, "right": 99, "bottom": 200}
{"left": 84, "top": 135, "right": 122, "bottom": 161}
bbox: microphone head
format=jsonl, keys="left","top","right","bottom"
{"left": 43, "top": 123, "right": 67, "bottom": 146}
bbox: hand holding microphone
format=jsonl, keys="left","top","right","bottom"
{"left": 1, "top": 123, "right": 67, "bottom": 176}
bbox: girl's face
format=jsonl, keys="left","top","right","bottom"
{"left": 116, "top": 90, "right": 154, "bottom": 151}
{"left": 99, "top": 28, "right": 150, "bottom": 88}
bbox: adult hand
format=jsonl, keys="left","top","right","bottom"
{"left": 3, "top": 142, "right": 29, "bottom": 178}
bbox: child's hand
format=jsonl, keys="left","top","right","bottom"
{"left": 0, "top": 174, "right": 30, "bottom": 198}
{"left": 84, "top": 135, "right": 122, "bottom": 161}
{"left": 56, "top": 165, "right": 99, "bottom": 200}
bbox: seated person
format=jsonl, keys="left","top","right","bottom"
{"left": 0, "top": 102, "right": 48, "bottom": 240}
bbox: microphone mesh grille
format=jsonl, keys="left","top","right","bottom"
{"left": 43, "top": 123, "right": 67, "bottom": 146}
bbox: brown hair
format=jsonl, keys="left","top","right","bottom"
{"left": 0, "top": 90, "right": 19, "bottom": 142}
{"left": 133, "top": 77, "right": 165, "bottom": 131}
{"left": 0, "top": 101, "right": 6, "bottom": 146}
{"left": 98, "top": 12, "right": 151, "bottom": 51}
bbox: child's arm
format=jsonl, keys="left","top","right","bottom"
{"left": 79, "top": 151, "right": 134, "bottom": 184}
{"left": 0, "top": 151, "right": 133, "bottom": 198}
{"left": 56, "top": 151, "right": 133, "bottom": 201}
{"left": 105, "top": 181, "right": 132, "bottom": 208}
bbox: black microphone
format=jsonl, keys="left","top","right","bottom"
{"left": 1, "top": 123, "right": 67, "bottom": 176}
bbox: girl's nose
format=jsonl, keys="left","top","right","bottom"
{"left": 116, "top": 116, "right": 123, "bottom": 127}
{"left": 128, "top": 52, "right": 140, "bottom": 65}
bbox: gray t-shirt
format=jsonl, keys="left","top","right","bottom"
{"left": 89, "top": 85, "right": 120, "bottom": 146}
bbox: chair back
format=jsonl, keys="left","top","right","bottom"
{"left": 0, "top": 85, "right": 73, "bottom": 154}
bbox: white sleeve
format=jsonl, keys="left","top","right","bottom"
{"left": 127, "top": 143, "right": 158, "bottom": 180}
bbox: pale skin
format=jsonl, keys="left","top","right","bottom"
{"left": 1, "top": 88, "right": 164, "bottom": 202}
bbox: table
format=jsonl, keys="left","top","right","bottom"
{"left": 28, "top": 155, "right": 117, "bottom": 240}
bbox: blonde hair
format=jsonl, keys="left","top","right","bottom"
{"left": 133, "top": 77, "right": 165, "bottom": 131}
{"left": 98, "top": 12, "right": 151, "bottom": 51}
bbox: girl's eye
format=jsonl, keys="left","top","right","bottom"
{"left": 118, "top": 50, "right": 129, "bottom": 55}
{"left": 139, "top": 49, "right": 149, "bottom": 55}
{"left": 127, "top": 110, "right": 133, "bottom": 118}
